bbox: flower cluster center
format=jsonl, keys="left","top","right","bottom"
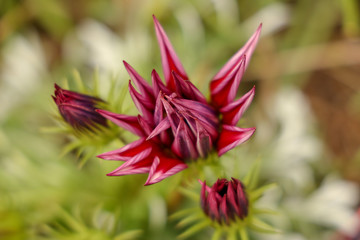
{"left": 152, "top": 92, "right": 219, "bottom": 160}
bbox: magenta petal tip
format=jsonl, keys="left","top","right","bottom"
{"left": 220, "top": 85, "right": 256, "bottom": 126}
{"left": 144, "top": 156, "right": 187, "bottom": 185}
{"left": 217, "top": 126, "right": 256, "bottom": 156}
{"left": 153, "top": 14, "right": 188, "bottom": 91}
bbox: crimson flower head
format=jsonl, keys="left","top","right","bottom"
{"left": 52, "top": 84, "right": 108, "bottom": 132}
{"left": 97, "top": 15, "right": 261, "bottom": 185}
{"left": 200, "top": 178, "right": 248, "bottom": 224}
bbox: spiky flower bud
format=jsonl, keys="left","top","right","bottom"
{"left": 52, "top": 84, "right": 108, "bottom": 132}
{"left": 200, "top": 178, "right": 248, "bottom": 224}
{"left": 96, "top": 15, "right": 261, "bottom": 185}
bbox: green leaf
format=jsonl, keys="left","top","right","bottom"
{"left": 211, "top": 229, "right": 223, "bottom": 240}
{"left": 116, "top": 80, "right": 130, "bottom": 112}
{"left": 176, "top": 213, "right": 204, "bottom": 227}
{"left": 78, "top": 148, "right": 97, "bottom": 168}
{"left": 73, "top": 69, "right": 85, "bottom": 92}
{"left": 57, "top": 207, "right": 86, "bottom": 233}
{"left": 252, "top": 208, "right": 279, "bottom": 216}
{"left": 227, "top": 227, "right": 237, "bottom": 240}
{"left": 243, "top": 158, "right": 261, "bottom": 190}
{"left": 178, "top": 187, "right": 200, "bottom": 201}
{"left": 60, "top": 141, "right": 82, "bottom": 158}
{"left": 170, "top": 208, "right": 199, "bottom": 220}
{"left": 249, "top": 217, "right": 281, "bottom": 234}
{"left": 249, "top": 183, "right": 277, "bottom": 201}
{"left": 178, "top": 220, "right": 209, "bottom": 239}
{"left": 114, "top": 230, "right": 143, "bottom": 240}
{"left": 40, "top": 126, "right": 68, "bottom": 134}
{"left": 238, "top": 228, "right": 249, "bottom": 240}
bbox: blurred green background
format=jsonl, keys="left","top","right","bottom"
{"left": 1, "top": 0, "right": 360, "bottom": 239}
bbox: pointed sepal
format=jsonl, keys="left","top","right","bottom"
{"left": 146, "top": 117, "right": 171, "bottom": 140}
{"left": 96, "top": 109, "right": 145, "bottom": 137}
{"left": 97, "top": 138, "right": 152, "bottom": 161}
{"left": 144, "top": 155, "right": 187, "bottom": 185}
{"left": 217, "top": 125, "right": 255, "bottom": 156}
{"left": 195, "top": 120, "right": 212, "bottom": 158}
{"left": 172, "top": 118, "right": 198, "bottom": 159}
{"left": 153, "top": 15, "right": 188, "bottom": 91}
{"left": 210, "top": 55, "right": 246, "bottom": 108}
{"left": 151, "top": 69, "right": 171, "bottom": 96}
{"left": 220, "top": 86, "right": 255, "bottom": 125}
{"left": 106, "top": 159, "right": 152, "bottom": 176}
{"left": 210, "top": 24, "right": 262, "bottom": 108}
{"left": 211, "top": 24, "right": 262, "bottom": 81}
{"left": 172, "top": 71, "right": 207, "bottom": 103}
{"left": 123, "top": 61, "right": 155, "bottom": 101}
{"left": 106, "top": 147, "right": 153, "bottom": 176}
{"left": 128, "top": 81, "right": 154, "bottom": 123}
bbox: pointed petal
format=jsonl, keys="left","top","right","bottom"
{"left": 129, "top": 81, "right": 154, "bottom": 123}
{"left": 198, "top": 179, "right": 212, "bottom": 193}
{"left": 217, "top": 125, "right": 255, "bottom": 156}
{"left": 96, "top": 109, "right": 145, "bottom": 137}
{"left": 146, "top": 117, "right": 171, "bottom": 140}
{"left": 172, "top": 71, "right": 207, "bottom": 103}
{"left": 144, "top": 155, "right": 187, "bottom": 185}
{"left": 97, "top": 138, "right": 152, "bottom": 161}
{"left": 172, "top": 98, "right": 216, "bottom": 119}
{"left": 200, "top": 180, "right": 207, "bottom": 210}
{"left": 151, "top": 69, "right": 171, "bottom": 96}
{"left": 169, "top": 97, "right": 218, "bottom": 140}
{"left": 210, "top": 55, "right": 246, "bottom": 108}
{"left": 123, "top": 61, "right": 155, "bottom": 101}
{"left": 172, "top": 118, "right": 197, "bottom": 159}
{"left": 171, "top": 98, "right": 219, "bottom": 130}
{"left": 219, "top": 195, "right": 229, "bottom": 223}
{"left": 208, "top": 191, "right": 220, "bottom": 221}
{"left": 153, "top": 93, "right": 174, "bottom": 145}
{"left": 220, "top": 86, "right": 255, "bottom": 125}
{"left": 212, "top": 24, "right": 262, "bottom": 81}
{"left": 154, "top": 91, "right": 179, "bottom": 147}
{"left": 195, "top": 120, "right": 212, "bottom": 158}
{"left": 107, "top": 154, "right": 153, "bottom": 176}
{"left": 154, "top": 91, "right": 164, "bottom": 125}
{"left": 107, "top": 146, "right": 153, "bottom": 174}
{"left": 54, "top": 83, "right": 104, "bottom": 103}
{"left": 128, "top": 80, "right": 155, "bottom": 109}
{"left": 226, "top": 181, "right": 241, "bottom": 217}
{"left": 236, "top": 182, "right": 248, "bottom": 218}
{"left": 160, "top": 95, "right": 180, "bottom": 135}
{"left": 153, "top": 15, "right": 188, "bottom": 91}
{"left": 137, "top": 115, "right": 153, "bottom": 136}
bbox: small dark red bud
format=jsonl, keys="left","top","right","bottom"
{"left": 52, "top": 84, "right": 108, "bottom": 132}
{"left": 200, "top": 178, "right": 249, "bottom": 224}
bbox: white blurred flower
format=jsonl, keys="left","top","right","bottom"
{"left": 255, "top": 87, "right": 359, "bottom": 239}
{"left": 63, "top": 19, "right": 152, "bottom": 98}
{"left": 0, "top": 33, "right": 47, "bottom": 122}
{"left": 260, "top": 87, "right": 323, "bottom": 192}
{"left": 243, "top": 2, "right": 291, "bottom": 36}
{"left": 296, "top": 176, "right": 359, "bottom": 234}
{"left": 63, "top": 19, "right": 151, "bottom": 75}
